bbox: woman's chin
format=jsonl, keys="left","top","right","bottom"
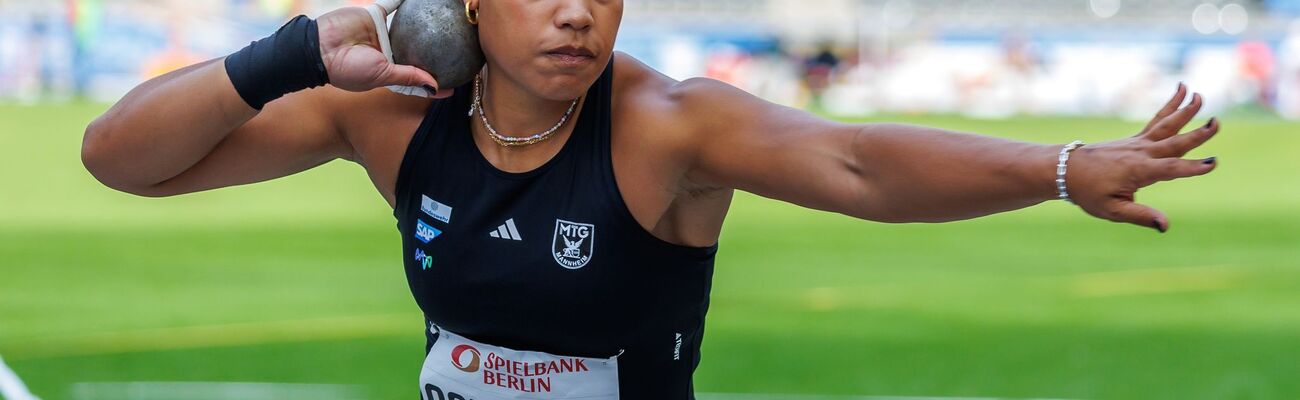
{"left": 531, "top": 79, "right": 597, "bottom": 100}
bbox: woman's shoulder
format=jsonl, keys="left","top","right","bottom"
{"left": 326, "top": 86, "right": 433, "bottom": 164}
{"left": 327, "top": 86, "right": 433, "bottom": 133}
{"left": 611, "top": 51, "right": 681, "bottom": 103}
{"left": 611, "top": 51, "right": 740, "bottom": 111}
{"left": 610, "top": 52, "right": 697, "bottom": 124}
{"left": 609, "top": 52, "right": 734, "bottom": 140}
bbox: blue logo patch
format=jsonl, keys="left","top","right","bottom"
{"left": 414, "top": 249, "right": 433, "bottom": 270}
{"left": 415, "top": 219, "right": 442, "bottom": 244}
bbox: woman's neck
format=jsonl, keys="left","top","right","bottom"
{"left": 480, "top": 66, "right": 579, "bottom": 138}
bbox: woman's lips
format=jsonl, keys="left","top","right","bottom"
{"left": 545, "top": 53, "right": 595, "bottom": 68}
{"left": 544, "top": 45, "right": 596, "bottom": 68}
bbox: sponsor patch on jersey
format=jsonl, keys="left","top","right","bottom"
{"left": 552, "top": 219, "right": 595, "bottom": 269}
{"left": 415, "top": 219, "right": 442, "bottom": 244}
{"left": 421, "top": 195, "right": 453, "bottom": 224}
{"left": 414, "top": 248, "right": 433, "bottom": 270}
{"left": 421, "top": 325, "right": 620, "bottom": 399}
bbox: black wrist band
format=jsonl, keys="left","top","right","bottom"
{"left": 224, "top": 15, "right": 331, "bottom": 110}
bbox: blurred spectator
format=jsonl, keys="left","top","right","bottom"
{"left": 1238, "top": 41, "right": 1276, "bottom": 107}
{"left": 802, "top": 43, "right": 841, "bottom": 108}
{"left": 0, "top": 0, "right": 1297, "bottom": 120}
{"left": 1277, "top": 20, "right": 1300, "bottom": 118}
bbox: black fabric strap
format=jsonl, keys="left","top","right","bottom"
{"left": 224, "top": 15, "right": 331, "bottom": 110}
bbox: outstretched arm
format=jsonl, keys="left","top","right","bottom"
{"left": 680, "top": 80, "right": 1217, "bottom": 232}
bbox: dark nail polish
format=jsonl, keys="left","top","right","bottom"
{"left": 1152, "top": 220, "right": 1166, "bottom": 233}
{"left": 1202, "top": 156, "right": 1217, "bottom": 165}
{"left": 1204, "top": 117, "right": 1215, "bottom": 129}
{"left": 423, "top": 85, "right": 438, "bottom": 95}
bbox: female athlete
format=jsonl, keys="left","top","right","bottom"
{"left": 81, "top": 1, "right": 1220, "bottom": 398}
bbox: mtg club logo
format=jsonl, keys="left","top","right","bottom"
{"left": 552, "top": 219, "right": 595, "bottom": 269}
{"left": 450, "top": 344, "right": 481, "bottom": 373}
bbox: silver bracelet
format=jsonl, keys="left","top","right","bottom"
{"left": 1056, "top": 140, "right": 1085, "bottom": 204}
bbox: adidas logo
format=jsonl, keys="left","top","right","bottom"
{"left": 489, "top": 218, "right": 523, "bottom": 241}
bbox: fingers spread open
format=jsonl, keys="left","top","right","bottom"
{"left": 1105, "top": 200, "right": 1170, "bottom": 233}
{"left": 1149, "top": 117, "right": 1220, "bottom": 158}
{"left": 1140, "top": 83, "right": 1188, "bottom": 135}
{"left": 1142, "top": 157, "right": 1218, "bottom": 183}
{"left": 1144, "top": 92, "right": 1202, "bottom": 142}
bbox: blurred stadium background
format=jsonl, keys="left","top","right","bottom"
{"left": 6, "top": 0, "right": 1300, "bottom": 118}
{"left": 2, "top": 1, "right": 1299, "bottom": 399}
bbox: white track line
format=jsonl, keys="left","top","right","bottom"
{"left": 62, "top": 386, "right": 1076, "bottom": 400}
{"left": 699, "top": 393, "right": 1079, "bottom": 400}
{"left": 4, "top": 313, "right": 415, "bottom": 361}
{"left": 0, "top": 354, "right": 41, "bottom": 400}
{"left": 60, "top": 384, "right": 1074, "bottom": 400}
{"left": 69, "top": 382, "right": 364, "bottom": 400}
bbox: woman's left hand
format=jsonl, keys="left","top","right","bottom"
{"left": 1065, "top": 83, "right": 1220, "bottom": 232}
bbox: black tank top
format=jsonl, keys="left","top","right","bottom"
{"left": 392, "top": 59, "right": 719, "bottom": 399}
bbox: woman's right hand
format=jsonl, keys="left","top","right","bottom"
{"left": 316, "top": 5, "right": 448, "bottom": 96}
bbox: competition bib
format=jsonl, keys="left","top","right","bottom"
{"left": 421, "top": 324, "right": 621, "bottom": 400}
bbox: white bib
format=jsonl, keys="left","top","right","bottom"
{"left": 421, "top": 324, "right": 621, "bottom": 400}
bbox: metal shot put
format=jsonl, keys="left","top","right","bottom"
{"left": 390, "top": 0, "right": 485, "bottom": 89}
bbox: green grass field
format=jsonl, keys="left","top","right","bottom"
{"left": 1, "top": 103, "right": 1297, "bottom": 400}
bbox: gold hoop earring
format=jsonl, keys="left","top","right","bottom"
{"left": 465, "top": 3, "right": 479, "bottom": 25}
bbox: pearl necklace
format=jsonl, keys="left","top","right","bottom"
{"left": 468, "top": 73, "right": 580, "bottom": 147}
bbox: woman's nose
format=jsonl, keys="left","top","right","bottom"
{"left": 554, "top": 1, "right": 594, "bottom": 32}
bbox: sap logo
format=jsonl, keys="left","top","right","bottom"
{"left": 552, "top": 219, "right": 594, "bottom": 269}
{"left": 414, "top": 249, "right": 433, "bottom": 270}
{"left": 415, "top": 219, "right": 442, "bottom": 244}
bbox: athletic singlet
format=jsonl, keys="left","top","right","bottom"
{"left": 393, "top": 59, "right": 719, "bottom": 399}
